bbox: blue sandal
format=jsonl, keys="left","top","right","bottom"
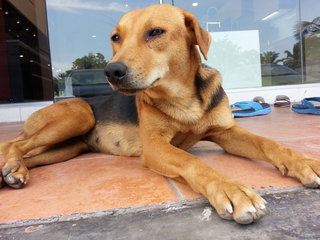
{"left": 291, "top": 97, "right": 320, "bottom": 115}
{"left": 231, "top": 101, "right": 271, "bottom": 117}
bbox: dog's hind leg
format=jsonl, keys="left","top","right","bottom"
{"left": 24, "top": 138, "right": 89, "bottom": 168}
{"left": 1, "top": 139, "right": 89, "bottom": 188}
{"left": 0, "top": 98, "right": 95, "bottom": 189}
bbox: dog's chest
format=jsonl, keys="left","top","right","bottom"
{"left": 156, "top": 99, "right": 204, "bottom": 124}
{"left": 170, "top": 131, "right": 204, "bottom": 150}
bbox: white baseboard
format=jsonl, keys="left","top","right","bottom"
{"left": 0, "top": 101, "right": 53, "bottom": 123}
{"left": 226, "top": 83, "right": 320, "bottom": 104}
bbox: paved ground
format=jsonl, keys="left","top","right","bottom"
{"left": 1, "top": 188, "right": 319, "bottom": 240}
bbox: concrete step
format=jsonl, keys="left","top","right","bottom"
{"left": 1, "top": 188, "right": 319, "bottom": 240}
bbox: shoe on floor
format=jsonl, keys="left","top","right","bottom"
{"left": 231, "top": 101, "right": 271, "bottom": 117}
{"left": 291, "top": 97, "right": 320, "bottom": 115}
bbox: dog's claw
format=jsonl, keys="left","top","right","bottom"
{"left": 1, "top": 160, "right": 29, "bottom": 189}
{"left": 304, "top": 178, "right": 320, "bottom": 188}
{"left": 233, "top": 204, "right": 266, "bottom": 224}
{"left": 283, "top": 159, "right": 320, "bottom": 189}
{"left": 218, "top": 204, "right": 233, "bottom": 220}
{"left": 235, "top": 212, "right": 254, "bottom": 225}
{"left": 2, "top": 167, "right": 12, "bottom": 177}
{"left": 208, "top": 181, "right": 267, "bottom": 224}
{"left": 6, "top": 175, "right": 19, "bottom": 185}
{"left": 4, "top": 173, "right": 27, "bottom": 189}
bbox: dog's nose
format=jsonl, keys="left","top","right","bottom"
{"left": 104, "top": 62, "right": 128, "bottom": 81}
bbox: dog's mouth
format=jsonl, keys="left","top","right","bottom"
{"left": 117, "top": 88, "right": 146, "bottom": 95}
{"left": 109, "top": 78, "right": 161, "bottom": 95}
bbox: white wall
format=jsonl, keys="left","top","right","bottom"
{"left": 226, "top": 83, "right": 320, "bottom": 104}
{"left": 0, "top": 101, "right": 52, "bottom": 123}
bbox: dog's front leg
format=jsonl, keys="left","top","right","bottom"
{"left": 141, "top": 132, "right": 266, "bottom": 224}
{"left": 208, "top": 125, "right": 320, "bottom": 188}
{"left": 139, "top": 119, "right": 266, "bottom": 224}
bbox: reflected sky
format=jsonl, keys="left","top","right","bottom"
{"left": 47, "top": 0, "right": 154, "bottom": 76}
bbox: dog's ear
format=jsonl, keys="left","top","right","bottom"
{"left": 182, "top": 10, "right": 211, "bottom": 60}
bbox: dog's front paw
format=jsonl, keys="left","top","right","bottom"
{"left": 206, "top": 180, "right": 267, "bottom": 224}
{"left": 279, "top": 158, "right": 320, "bottom": 188}
{"left": 2, "top": 159, "right": 29, "bottom": 189}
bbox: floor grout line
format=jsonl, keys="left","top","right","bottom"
{"left": 165, "top": 178, "right": 184, "bottom": 201}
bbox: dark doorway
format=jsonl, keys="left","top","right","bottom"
{"left": 0, "top": 0, "right": 53, "bottom": 103}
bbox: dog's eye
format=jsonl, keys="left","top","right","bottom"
{"left": 147, "top": 28, "right": 165, "bottom": 38}
{"left": 111, "top": 33, "right": 121, "bottom": 42}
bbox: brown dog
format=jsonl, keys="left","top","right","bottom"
{"left": 1, "top": 4, "right": 319, "bottom": 224}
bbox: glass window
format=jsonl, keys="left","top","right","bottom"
{"left": 175, "top": 0, "right": 320, "bottom": 89}
{"left": 47, "top": 0, "right": 159, "bottom": 100}
{"left": 1, "top": 0, "right": 319, "bottom": 104}
{"left": 0, "top": 0, "right": 52, "bottom": 103}
{"left": 300, "top": 0, "right": 320, "bottom": 84}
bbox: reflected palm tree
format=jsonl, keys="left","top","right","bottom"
{"left": 280, "top": 44, "right": 301, "bottom": 71}
{"left": 294, "top": 16, "right": 320, "bottom": 40}
{"left": 260, "top": 51, "right": 281, "bottom": 64}
{"left": 279, "top": 16, "right": 320, "bottom": 79}
{"left": 292, "top": 16, "right": 320, "bottom": 80}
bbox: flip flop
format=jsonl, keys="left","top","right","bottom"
{"left": 274, "top": 95, "right": 291, "bottom": 107}
{"left": 231, "top": 101, "right": 271, "bottom": 117}
{"left": 291, "top": 97, "right": 320, "bottom": 115}
{"left": 253, "top": 96, "right": 265, "bottom": 104}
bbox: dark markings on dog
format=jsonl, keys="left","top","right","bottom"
{"left": 205, "top": 86, "right": 225, "bottom": 112}
{"left": 194, "top": 72, "right": 209, "bottom": 103}
{"left": 115, "top": 141, "right": 120, "bottom": 147}
{"left": 85, "top": 93, "right": 138, "bottom": 125}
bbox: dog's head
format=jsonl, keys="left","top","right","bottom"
{"left": 105, "top": 4, "right": 211, "bottom": 95}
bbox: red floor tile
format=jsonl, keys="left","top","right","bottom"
{"left": 281, "top": 137, "right": 320, "bottom": 151}
{"left": 171, "top": 151, "right": 303, "bottom": 200}
{"left": 0, "top": 154, "right": 177, "bottom": 223}
{"left": 0, "top": 124, "right": 22, "bottom": 142}
{"left": 236, "top": 107, "right": 320, "bottom": 140}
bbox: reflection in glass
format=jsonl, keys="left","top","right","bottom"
{"left": 47, "top": 0, "right": 156, "bottom": 99}
{"left": 46, "top": 0, "right": 320, "bottom": 97}
{"left": 299, "top": 0, "right": 320, "bottom": 84}
{"left": 0, "top": 0, "right": 52, "bottom": 103}
{"left": 261, "top": 64, "right": 309, "bottom": 86}
{"left": 65, "top": 69, "right": 113, "bottom": 97}
{"left": 174, "top": 0, "right": 319, "bottom": 89}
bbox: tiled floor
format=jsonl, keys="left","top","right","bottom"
{"left": 0, "top": 107, "right": 319, "bottom": 224}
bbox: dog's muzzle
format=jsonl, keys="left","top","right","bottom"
{"left": 104, "top": 62, "right": 140, "bottom": 94}
{"left": 105, "top": 62, "right": 161, "bottom": 95}
{"left": 104, "top": 62, "right": 128, "bottom": 85}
